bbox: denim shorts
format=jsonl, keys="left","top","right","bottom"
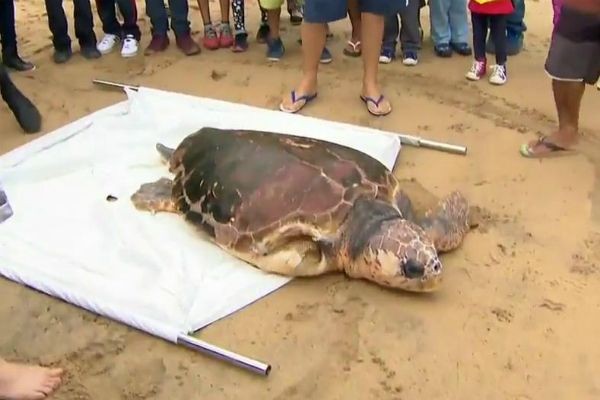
{"left": 303, "top": 0, "right": 408, "bottom": 23}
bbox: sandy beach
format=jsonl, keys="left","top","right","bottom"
{"left": 1, "top": 0, "right": 600, "bottom": 399}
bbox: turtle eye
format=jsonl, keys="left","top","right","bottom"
{"left": 402, "top": 259, "right": 425, "bottom": 279}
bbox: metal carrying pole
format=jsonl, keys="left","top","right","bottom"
{"left": 92, "top": 79, "right": 139, "bottom": 91}
{"left": 177, "top": 334, "right": 271, "bottom": 376}
{"left": 396, "top": 134, "right": 467, "bottom": 156}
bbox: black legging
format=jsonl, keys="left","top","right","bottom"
{"left": 0, "top": 0, "right": 17, "bottom": 53}
{"left": 471, "top": 12, "right": 507, "bottom": 65}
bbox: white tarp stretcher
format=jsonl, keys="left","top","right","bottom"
{"left": 0, "top": 86, "right": 401, "bottom": 374}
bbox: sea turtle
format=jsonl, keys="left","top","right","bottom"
{"left": 131, "top": 127, "right": 471, "bottom": 292}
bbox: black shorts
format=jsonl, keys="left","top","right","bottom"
{"left": 544, "top": 5, "right": 600, "bottom": 85}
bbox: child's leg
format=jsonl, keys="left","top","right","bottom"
{"left": 399, "top": 0, "right": 421, "bottom": 55}
{"left": 196, "top": 0, "right": 211, "bottom": 25}
{"left": 220, "top": 0, "right": 230, "bottom": 23}
{"left": 490, "top": 15, "right": 507, "bottom": 65}
{"left": 428, "top": 0, "right": 452, "bottom": 55}
{"left": 471, "top": 13, "right": 487, "bottom": 61}
{"left": 232, "top": 0, "right": 246, "bottom": 35}
{"left": 256, "top": 5, "right": 270, "bottom": 43}
{"left": 343, "top": 0, "right": 362, "bottom": 56}
{"left": 379, "top": 14, "right": 398, "bottom": 62}
{"left": 197, "top": 0, "right": 220, "bottom": 48}
{"left": 259, "top": 0, "right": 284, "bottom": 60}
{"left": 448, "top": 0, "right": 471, "bottom": 54}
{"left": 465, "top": 12, "right": 488, "bottom": 80}
{"left": 218, "top": 0, "right": 234, "bottom": 47}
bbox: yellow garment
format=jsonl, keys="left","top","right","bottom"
{"left": 472, "top": 0, "right": 497, "bottom": 3}
{"left": 259, "top": 0, "right": 284, "bottom": 9}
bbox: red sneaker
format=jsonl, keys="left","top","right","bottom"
{"left": 219, "top": 24, "right": 234, "bottom": 48}
{"left": 203, "top": 25, "right": 220, "bottom": 50}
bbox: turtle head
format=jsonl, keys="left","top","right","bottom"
{"left": 340, "top": 198, "right": 443, "bottom": 292}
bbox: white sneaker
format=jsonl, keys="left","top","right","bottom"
{"left": 489, "top": 64, "right": 507, "bottom": 85}
{"left": 121, "top": 35, "right": 138, "bottom": 58}
{"left": 97, "top": 34, "right": 119, "bottom": 54}
{"left": 466, "top": 59, "right": 486, "bottom": 81}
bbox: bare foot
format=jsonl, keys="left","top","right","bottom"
{"left": 360, "top": 82, "right": 391, "bottom": 116}
{"left": 520, "top": 131, "right": 578, "bottom": 158}
{"left": 0, "top": 360, "right": 63, "bottom": 400}
{"left": 279, "top": 76, "right": 318, "bottom": 113}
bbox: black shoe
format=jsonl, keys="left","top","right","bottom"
{"left": 434, "top": 43, "right": 452, "bottom": 57}
{"left": 81, "top": 45, "right": 101, "bottom": 59}
{"left": 256, "top": 23, "right": 270, "bottom": 44}
{"left": 450, "top": 42, "right": 472, "bottom": 56}
{"left": 0, "top": 66, "right": 42, "bottom": 134}
{"left": 2, "top": 51, "right": 35, "bottom": 72}
{"left": 53, "top": 47, "right": 72, "bottom": 64}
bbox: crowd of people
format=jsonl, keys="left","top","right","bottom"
{"left": 0, "top": 0, "right": 599, "bottom": 398}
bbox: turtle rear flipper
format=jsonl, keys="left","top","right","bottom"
{"left": 131, "top": 177, "right": 178, "bottom": 214}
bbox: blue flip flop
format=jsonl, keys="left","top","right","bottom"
{"left": 360, "top": 94, "right": 392, "bottom": 116}
{"left": 279, "top": 90, "right": 318, "bottom": 113}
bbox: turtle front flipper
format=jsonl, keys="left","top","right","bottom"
{"left": 131, "top": 177, "right": 178, "bottom": 214}
{"left": 418, "top": 191, "right": 470, "bottom": 252}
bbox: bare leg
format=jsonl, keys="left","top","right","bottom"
{"left": 219, "top": 0, "right": 230, "bottom": 22}
{"left": 521, "top": 80, "right": 585, "bottom": 157}
{"left": 360, "top": 12, "right": 391, "bottom": 116}
{"left": 349, "top": 1, "right": 361, "bottom": 41}
{"left": 196, "top": 0, "right": 211, "bottom": 24}
{"left": 279, "top": 22, "right": 327, "bottom": 112}
{"left": 0, "top": 358, "right": 63, "bottom": 400}
{"left": 266, "top": 8, "right": 281, "bottom": 39}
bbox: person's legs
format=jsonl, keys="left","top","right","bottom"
{"left": 448, "top": 0, "right": 471, "bottom": 55}
{"left": 488, "top": 14, "right": 508, "bottom": 84}
{"left": 379, "top": 14, "right": 398, "bottom": 63}
{"left": 280, "top": 0, "right": 346, "bottom": 112}
{"left": 359, "top": 8, "right": 391, "bottom": 115}
{"left": 343, "top": 0, "right": 362, "bottom": 56}
{"left": 428, "top": 0, "right": 452, "bottom": 56}
{"left": 116, "top": 0, "right": 141, "bottom": 56}
{"left": 168, "top": 0, "right": 201, "bottom": 55}
{"left": 218, "top": 0, "right": 234, "bottom": 47}
{"left": 256, "top": 6, "right": 270, "bottom": 43}
{"left": 0, "top": 357, "right": 63, "bottom": 398}
{"left": 44, "top": 0, "right": 74, "bottom": 63}
{"left": 398, "top": 0, "right": 421, "bottom": 65}
{"left": 197, "top": 0, "right": 220, "bottom": 49}
{"left": 465, "top": 12, "right": 488, "bottom": 80}
{"left": 259, "top": 0, "right": 284, "bottom": 61}
{"left": 118, "top": 0, "right": 141, "bottom": 40}
{"left": 144, "top": 0, "right": 171, "bottom": 54}
{"left": 0, "top": 0, "right": 34, "bottom": 71}
{"left": 231, "top": 0, "right": 249, "bottom": 51}
{"left": 520, "top": 6, "right": 599, "bottom": 157}
{"left": 73, "top": 0, "right": 100, "bottom": 59}
{"left": 95, "top": 0, "right": 122, "bottom": 54}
